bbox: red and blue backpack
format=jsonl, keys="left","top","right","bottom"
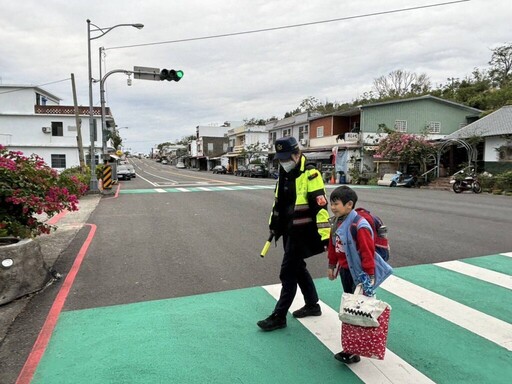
{"left": 350, "top": 207, "right": 390, "bottom": 261}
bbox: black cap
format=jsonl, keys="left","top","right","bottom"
{"left": 275, "top": 136, "right": 299, "bottom": 160}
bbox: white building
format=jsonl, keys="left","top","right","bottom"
{"left": 0, "top": 85, "right": 114, "bottom": 171}
{"left": 225, "top": 123, "right": 269, "bottom": 171}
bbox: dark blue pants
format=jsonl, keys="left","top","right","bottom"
{"left": 273, "top": 235, "right": 319, "bottom": 317}
{"left": 340, "top": 267, "right": 356, "bottom": 294}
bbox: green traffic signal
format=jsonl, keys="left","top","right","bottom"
{"left": 160, "top": 69, "right": 184, "bottom": 82}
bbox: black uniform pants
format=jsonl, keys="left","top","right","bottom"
{"left": 273, "top": 235, "right": 319, "bottom": 317}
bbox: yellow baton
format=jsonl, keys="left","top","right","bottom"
{"left": 260, "top": 234, "right": 274, "bottom": 258}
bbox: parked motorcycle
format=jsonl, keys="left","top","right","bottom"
{"left": 390, "top": 171, "right": 418, "bottom": 188}
{"left": 450, "top": 169, "right": 482, "bottom": 193}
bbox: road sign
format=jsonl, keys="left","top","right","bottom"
{"left": 133, "top": 66, "right": 161, "bottom": 81}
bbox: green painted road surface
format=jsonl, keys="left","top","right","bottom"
{"left": 31, "top": 253, "right": 512, "bottom": 384}
{"left": 120, "top": 184, "right": 382, "bottom": 194}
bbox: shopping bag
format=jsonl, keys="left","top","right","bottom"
{"left": 341, "top": 306, "right": 391, "bottom": 360}
{"left": 338, "top": 285, "right": 389, "bottom": 327}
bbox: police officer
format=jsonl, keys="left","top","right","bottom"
{"left": 257, "top": 136, "right": 330, "bottom": 331}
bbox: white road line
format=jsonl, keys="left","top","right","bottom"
{"left": 216, "top": 186, "right": 235, "bottom": 191}
{"left": 197, "top": 187, "right": 212, "bottom": 191}
{"left": 381, "top": 276, "right": 512, "bottom": 351}
{"left": 135, "top": 173, "right": 157, "bottom": 187}
{"left": 263, "top": 284, "right": 435, "bottom": 384}
{"left": 501, "top": 252, "right": 512, "bottom": 257}
{"left": 435, "top": 260, "right": 512, "bottom": 290}
{"left": 154, "top": 188, "right": 167, "bottom": 193}
{"left": 176, "top": 187, "right": 191, "bottom": 192}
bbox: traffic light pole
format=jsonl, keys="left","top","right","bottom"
{"left": 99, "top": 66, "right": 183, "bottom": 163}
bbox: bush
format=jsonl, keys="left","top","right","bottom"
{"left": 59, "top": 166, "right": 90, "bottom": 197}
{"left": 0, "top": 146, "right": 85, "bottom": 238}
{"left": 494, "top": 170, "right": 512, "bottom": 192}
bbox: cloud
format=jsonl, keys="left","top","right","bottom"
{"left": 1, "top": 0, "right": 510, "bottom": 152}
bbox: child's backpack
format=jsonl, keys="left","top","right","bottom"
{"left": 350, "top": 207, "right": 390, "bottom": 261}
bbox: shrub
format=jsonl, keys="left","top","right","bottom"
{"left": 0, "top": 146, "right": 86, "bottom": 238}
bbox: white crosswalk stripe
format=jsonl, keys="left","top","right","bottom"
{"left": 263, "top": 284, "right": 436, "bottom": 384}
{"left": 435, "top": 260, "right": 512, "bottom": 289}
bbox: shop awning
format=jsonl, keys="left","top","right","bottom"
{"left": 303, "top": 151, "right": 333, "bottom": 160}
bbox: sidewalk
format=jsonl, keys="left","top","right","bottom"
{"left": 0, "top": 194, "right": 101, "bottom": 344}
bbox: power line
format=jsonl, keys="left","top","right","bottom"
{"left": 0, "top": 78, "right": 71, "bottom": 95}
{"left": 106, "top": 0, "right": 470, "bottom": 51}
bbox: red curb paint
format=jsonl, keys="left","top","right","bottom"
{"left": 46, "top": 210, "right": 68, "bottom": 225}
{"left": 15, "top": 224, "right": 97, "bottom": 384}
{"left": 114, "top": 183, "right": 121, "bottom": 198}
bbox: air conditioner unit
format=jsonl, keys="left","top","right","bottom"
{"left": 42, "top": 127, "right": 51, "bottom": 133}
{"left": 300, "top": 138, "right": 308, "bottom": 146}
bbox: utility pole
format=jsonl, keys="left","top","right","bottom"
{"left": 71, "top": 73, "right": 86, "bottom": 172}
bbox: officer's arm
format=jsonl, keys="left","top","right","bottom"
{"left": 306, "top": 169, "right": 330, "bottom": 241}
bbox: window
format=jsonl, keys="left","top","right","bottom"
{"left": 51, "top": 154, "right": 66, "bottom": 168}
{"left": 317, "top": 126, "right": 324, "bottom": 138}
{"left": 394, "top": 120, "right": 407, "bottom": 133}
{"left": 427, "top": 121, "right": 441, "bottom": 134}
{"left": 282, "top": 128, "right": 291, "bottom": 137}
{"left": 299, "top": 125, "right": 308, "bottom": 140}
{"left": 51, "top": 122, "right": 63, "bottom": 136}
{"left": 269, "top": 131, "right": 277, "bottom": 146}
{"left": 207, "top": 143, "right": 213, "bottom": 152}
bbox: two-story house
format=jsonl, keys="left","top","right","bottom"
{"left": 188, "top": 124, "right": 231, "bottom": 170}
{"left": 225, "top": 123, "right": 269, "bottom": 172}
{"left": 309, "top": 95, "right": 482, "bottom": 181}
{"left": 0, "top": 84, "right": 114, "bottom": 171}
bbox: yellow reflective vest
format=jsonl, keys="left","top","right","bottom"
{"left": 269, "top": 155, "right": 330, "bottom": 251}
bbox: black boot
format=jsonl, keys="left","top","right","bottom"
{"left": 292, "top": 303, "right": 321, "bottom": 318}
{"left": 257, "top": 313, "right": 287, "bottom": 331}
{"left": 334, "top": 352, "right": 361, "bottom": 364}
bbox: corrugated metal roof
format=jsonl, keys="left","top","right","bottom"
{"left": 445, "top": 105, "right": 512, "bottom": 139}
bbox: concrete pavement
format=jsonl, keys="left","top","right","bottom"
{"left": 0, "top": 194, "right": 101, "bottom": 345}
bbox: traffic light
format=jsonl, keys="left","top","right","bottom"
{"left": 159, "top": 69, "right": 184, "bottom": 82}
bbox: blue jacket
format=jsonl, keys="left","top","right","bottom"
{"left": 335, "top": 209, "right": 393, "bottom": 289}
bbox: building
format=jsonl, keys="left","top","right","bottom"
{"left": 445, "top": 105, "right": 512, "bottom": 174}
{"left": 225, "top": 123, "right": 269, "bottom": 172}
{"left": 0, "top": 84, "right": 114, "bottom": 171}
{"left": 308, "top": 95, "right": 482, "bottom": 181}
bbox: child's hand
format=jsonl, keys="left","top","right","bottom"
{"left": 327, "top": 269, "right": 336, "bottom": 280}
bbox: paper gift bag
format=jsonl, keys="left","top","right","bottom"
{"left": 341, "top": 306, "right": 391, "bottom": 360}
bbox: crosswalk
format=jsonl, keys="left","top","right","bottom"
{"left": 28, "top": 253, "right": 511, "bottom": 384}
{"left": 120, "top": 184, "right": 276, "bottom": 194}
{"left": 120, "top": 184, "right": 380, "bottom": 194}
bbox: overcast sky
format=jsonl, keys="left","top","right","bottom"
{"left": 0, "top": 0, "right": 510, "bottom": 153}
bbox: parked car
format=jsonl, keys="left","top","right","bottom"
{"left": 176, "top": 161, "right": 185, "bottom": 169}
{"left": 116, "top": 164, "right": 131, "bottom": 180}
{"left": 212, "top": 165, "right": 227, "bottom": 174}
{"left": 246, "top": 164, "right": 268, "bottom": 178}
{"left": 234, "top": 165, "right": 248, "bottom": 176}
{"left": 126, "top": 164, "right": 136, "bottom": 178}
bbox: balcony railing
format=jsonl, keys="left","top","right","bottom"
{"left": 35, "top": 105, "right": 111, "bottom": 116}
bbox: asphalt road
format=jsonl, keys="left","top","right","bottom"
{"left": 2, "top": 159, "right": 512, "bottom": 383}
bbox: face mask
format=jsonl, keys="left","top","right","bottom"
{"left": 280, "top": 160, "right": 296, "bottom": 173}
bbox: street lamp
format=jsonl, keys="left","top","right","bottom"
{"left": 87, "top": 19, "right": 143, "bottom": 192}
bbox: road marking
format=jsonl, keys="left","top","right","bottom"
{"left": 380, "top": 275, "right": 512, "bottom": 351}
{"left": 435, "top": 260, "right": 512, "bottom": 289}
{"left": 263, "top": 284, "right": 435, "bottom": 384}
{"left": 197, "top": 187, "right": 212, "bottom": 191}
{"left": 16, "top": 225, "right": 97, "bottom": 384}
{"left": 154, "top": 188, "right": 166, "bottom": 193}
{"left": 502, "top": 252, "right": 512, "bottom": 257}
{"left": 176, "top": 187, "right": 191, "bottom": 192}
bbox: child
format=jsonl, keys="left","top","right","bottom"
{"left": 327, "top": 186, "right": 392, "bottom": 364}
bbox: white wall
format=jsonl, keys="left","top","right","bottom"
{"left": 484, "top": 137, "right": 504, "bottom": 162}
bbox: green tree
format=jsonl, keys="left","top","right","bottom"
{"left": 489, "top": 43, "right": 512, "bottom": 87}
{"left": 238, "top": 141, "right": 268, "bottom": 163}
